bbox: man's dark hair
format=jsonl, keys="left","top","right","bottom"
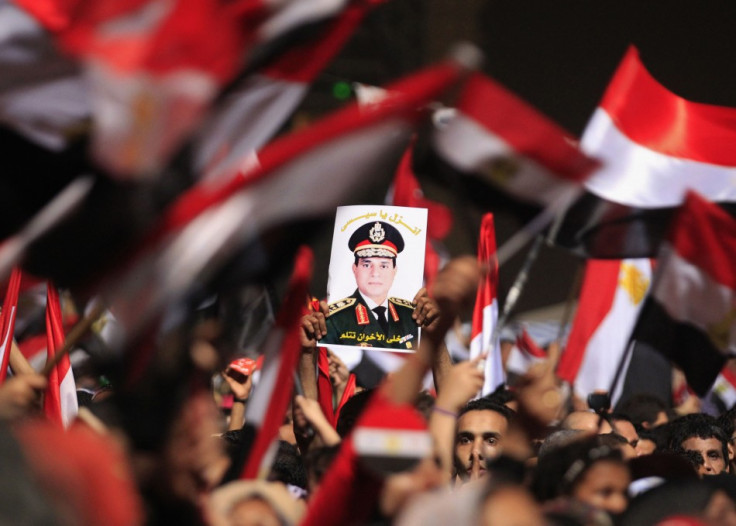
{"left": 268, "top": 440, "right": 307, "bottom": 489}
{"left": 336, "top": 389, "right": 375, "bottom": 438}
{"left": 668, "top": 413, "right": 729, "bottom": 466}
{"left": 617, "top": 394, "right": 668, "bottom": 429}
{"left": 485, "top": 385, "right": 516, "bottom": 407}
{"left": 353, "top": 256, "right": 396, "bottom": 267}
{"left": 458, "top": 397, "right": 515, "bottom": 422}
{"left": 638, "top": 427, "right": 667, "bottom": 452}
{"left": 598, "top": 432, "right": 630, "bottom": 450}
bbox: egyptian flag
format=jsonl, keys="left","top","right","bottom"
{"left": 469, "top": 213, "right": 505, "bottom": 395}
{"left": 632, "top": 191, "right": 736, "bottom": 397}
{"left": 240, "top": 246, "right": 312, "bottom": 479}
{"left": 193, "top": 0, "right": 385, "bottom": 181}
{"left": 553, "top": 47, "right": 736, "bottom": 258}
{"left": 387, "top": 143, "right": 452, "bottom": 288}
{"left": 43, "top": 283, "right": 78, "bottom": 427}
{"left": 557, "top": 258, "right": 653, "bottom": 404}
{"left": 0, "top": 269, "right": 22, "bottom": 383}
{"left": 99, "top": 53, "right": 477, "bottom": 344}
{"left": 709, "top": 366, "right": 736, "bottom": 411}
{"left": 432, "top": 72, "right": 598, "bottom": 209}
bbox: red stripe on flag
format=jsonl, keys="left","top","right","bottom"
{"left": 671, "top": 191, "right": 736, "bottom": 291}
{"left": 556, "top": 260, "right": 621, "bottom": 383}
{"left": 721, "top": 366, "right": 736, "bottom": 388}
{"left": 317, "top": 347, "right": 335, "bottom": 426}
{"left": 44, "top": 283, "right": 67, "bottom": 427}
{"left": 600, "top": 47, "right": 736, "bottom": 166}
{"left": 516, "top": 329, "right": 546, "bottom": 359}
{"left": 160, "top": 59, "right": 469, "bottom": 236}
{"left": 0, "top": 268, "right": 22, "bottom": 384}
{"left": 458, "top": 73, "right": 596, "bottom": 182}
{"left": 241, "top": 246, "right": 313, "bottom": 479}
{"left": 470, "top": 213, "right": 498, "bottom": 341}
{"left": 334, "top": 373, "right": 356, "bottom": 425}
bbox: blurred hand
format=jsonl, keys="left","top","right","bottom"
{"left": 0, "top": 374, "right": 46, "bottom": 421}
{"left": 427, "top": 256, "right": 482, "bottom": 342}
{"left": 222, "top": 370, "right": 253, "bottom": 401}
{"left": 515, "top": 342, "right": 563, "bottom": 426}
{"left": 327, "top": 349, "right": 349, "bottom": 389}
{"left": 435, "top": 355, "right": 486, "bottom": 413}
{"left": 412, "top": 288, "right": 440, "bottom": 330}
{"left": 299, "top": 301, "right": 328, "bottom": 349}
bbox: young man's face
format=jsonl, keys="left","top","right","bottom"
{"left": 453, "top": 410, "right": 508, "bottom": 482}
{"left": 682, "top": 436, "right": 728, "bottom": 476}
{"left": 352, "top": 257, "right": 396, "bottom": 304}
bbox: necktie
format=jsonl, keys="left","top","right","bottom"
{"left": 373, "top": 306, "right": 389, "bottom": 334}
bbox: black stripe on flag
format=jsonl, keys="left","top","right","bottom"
{"left": 633, "top": 298, "right": 727, "bottom": 397}
{"left": 552, "top": 192, "right": 736, "bottom": 259}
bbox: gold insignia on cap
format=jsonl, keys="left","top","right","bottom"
{"left": 369, "top": 222, "right": 385, "bottom": 243}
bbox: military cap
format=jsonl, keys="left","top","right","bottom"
{"left": 348, "top": 221, "right": 405, "bottom": 258}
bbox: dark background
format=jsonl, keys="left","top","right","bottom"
{"left": 296, "top": 0, "right": 736, "bottom": 315}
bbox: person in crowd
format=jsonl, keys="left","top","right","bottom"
{"left": 668, "top": 414, "right": 731, "bottom": 476}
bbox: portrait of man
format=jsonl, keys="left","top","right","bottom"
{"left": 322, "top": 219, "right": 420, "bottom": 350}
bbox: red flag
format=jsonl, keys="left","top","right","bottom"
{"left": 241, "top": 246, "right": 313, "bottom": 479}
{"left": 389, "top": 143, "right": 452, "bottom": 287}
{"left": 317, "top": 347, "right": 335, "bottom": 425}
{"left": 0, "top": 268, "right": 22, "bottom": 384}
{"left": 469, "top": 213, "right": 505, "bottom": 394}
{"left": 43, "top": 283, "right": 78, "bottom": 427}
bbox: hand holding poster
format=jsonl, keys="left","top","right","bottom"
{"left": 322, "top": 205, "right": 427, "bottom": 352}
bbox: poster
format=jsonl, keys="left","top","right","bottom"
{"left": 321, "top": 205, "right": 427, "bottom": 353}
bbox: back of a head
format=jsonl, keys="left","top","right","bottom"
{"left": 622, "top": 480, "right": 715, "bottom": 526}
{"left": 538, "top": 429, "right": 585, "bottom": 459}
{"left": 336, "top": 389, "right": 374, "bottom": 438}
{"left": 618, "top": 394, "right": 668, "bottom": 428}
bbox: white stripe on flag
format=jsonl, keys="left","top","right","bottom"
{"left": 469, "top": 299, "right": 504, "bottom": 394}
{"left": 573, "top": 259, "right": 651, "bottom": 400}
{"left": 59, "top": 368, "right": 78, "bottom": 427}
{"left": 583, "top": 109, "right": 736, "bottom": 207}
{"left": 435, "top": 114, "right": 579, "bottom": 207}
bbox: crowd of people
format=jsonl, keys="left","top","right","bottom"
{"left": 0, "top": 254, "right": 734, "bottom": 526}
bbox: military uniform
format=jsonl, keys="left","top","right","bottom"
{"left": 322, "top": 290, "right": 418, "bottom": 350}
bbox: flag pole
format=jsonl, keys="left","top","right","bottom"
{"left": 41, "top": 302, "right": 106, "bottom": 376}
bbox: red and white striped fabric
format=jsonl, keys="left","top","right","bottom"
{"left": 582, "top": 47, "right": 736, "bottom": 209}
{"left": 241, "top": 246, "right": 312, "bottom": 479}
{"left": 194, "top": 0, "right": 384, "bottom": 181}
{"left": 557, "top": 258, "right": 653, "bottom": 402}
{"left": 469, "top": 213, "right": 505, "bottom": 394}
{"left": 433, "top": 72, "right": 598, "bottom": 207}
{"left": 43, "top": 283, "right": 78, "bottom": 427}
{"left": 553, "top": 46, "right": 736, "bottom": 258}
{"left": 0, "top": 268, "right": 22, "bottom": 384}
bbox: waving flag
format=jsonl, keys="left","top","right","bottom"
{"left": 433, "top": 72, "right": 598, "bottom": 208}
{"left": 632, "top": 192, "right": 736, "bottom": 396}
{"left": 194, "top": 0, "right": 385, "bottom": 181}
{"left": 554, "top": 47, "right": 736, "bottom": 258}
{"left": 241, "top": 246, "right": 312, "bottom": 479}
{"left": 43, "top": 283, "right": 78, "bottom": 427}
{"left": 0, "top": 268, "right": 22, "bottom": 384}
{"left": 469, "top": 213, "right": 505, "bottom": 394}
{"left": 557, "top": 258, "right": 653, "bottom": 404}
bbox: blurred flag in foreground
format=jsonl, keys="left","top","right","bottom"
{"left": 553, "top": 46, "right": 736, "bottom": 258}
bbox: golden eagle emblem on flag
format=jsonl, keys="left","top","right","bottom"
{"left": 619, "top": 263, "right": 649, "bottom": 305}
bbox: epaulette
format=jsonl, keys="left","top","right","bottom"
{"left": 328, "top": 297, "right": 356, "bottom": 315}
{"left": 389, "top": 297, "right": 415, "bottom": 309}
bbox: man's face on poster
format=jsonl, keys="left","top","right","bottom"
{"left": 352, "top": 257, "right": 397, "bottom": 304}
